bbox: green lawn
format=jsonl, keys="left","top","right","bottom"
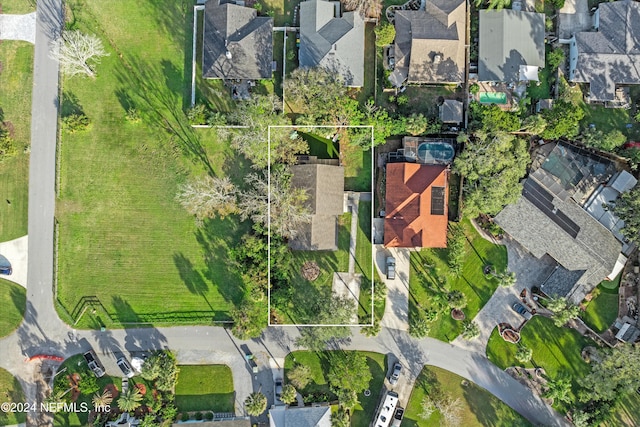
{"left": 284, "top": 351, "right": 387, "bottom": 427}
{"left": 403, "top": 366, "right": 530, "bottom": 427}
{"left": 258, "top": 0, "right": 297, "bottom": 27}
{"left": 409, "top": 218, "right": 507, "bottom": 342}
{"left": 486, "top": 316, "right": 591, "bottom": 410}
{"left": 527, "top": 66, "right": 551, "bottom": 100}
{"left": 0, "top": 40, "right": 33, "bottom": 241}
{"left": 0, "top": 367, "right": 26, "bottom": 426}
{"left": 356, "top": 201, "right": 380, "bottom": 323}
{"left": 0, "top": 0, "right": 35, "bottom": 13}
{"left": 0, "top": 279, "right": 26, "bottom": 337}
{"left": 343, "top": 144, "right": 372, "bottom": 192}
{"left": 605, "top": 392, "right": 640, "bottom": 427}
{"left": 581, "top": 283, "right": 619, "bottom": 333}
{"left": 175, "top": 365, "right": 234, "bottom": 413}
{"left": 56, "top": 0, "right": 250, "bottom": 327}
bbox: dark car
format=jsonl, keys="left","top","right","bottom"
{"left": 274, "top": 378, "right": 283, "bottom": 404}
{"left": 83, "top": 350, "right": 105, "bottom": 378}
{"left": 392, "top": 407, "right": 404, "bottom": 426}
{"left": 389, "top": 362, "right": 402, "bottom": 385}
{"left": 0, "top": 265, "right": 11, "bottom": 275}
{"left": 117, "top": 356, "right": 135, "bottom": 378}
{"left": 386, "top": 257, "right": 396, "bottom": 280}
{"left": 512, "top": 303, "right": 532, "bottom": 320}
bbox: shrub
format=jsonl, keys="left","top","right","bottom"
{"left": 186, "top": 104, "right": 208, "bottom": 125}
{"left": 204, "top": 412, "right": 214, "bottom": 420}
{"left": 62, "top": 113, "right": 90, "bottom": 133}
{"left": 195, "top": 412, "right": 203, "bottom": 421}
{"left": 125, "top": 107, "right": 141, "bottom": 123}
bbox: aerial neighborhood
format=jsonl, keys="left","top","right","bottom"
{"left": 2, "top": 0, "right": 640, "bottom": 426}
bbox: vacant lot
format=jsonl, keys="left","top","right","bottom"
{"left": 56, "top": 0, "right": 250, "bottom": 327}
{"left": 0, "top": 40, "right": 33, "bottom": 241}
{"left": 0, "top": 279, "right": 26, "bottom": 337}
{"left": 175, "top": 365, "right": 234, "bottom": 413}
{"left": 0, "top": 368, "right": 25, "bottom": 425}
{"left": 409, "top": 219, "right": 507, "bottom": 341}
{"left": 284, "top": 350, "right": 387, "bottom": 427}
{"left": 486, "top": 316, "right": 591, "bottom": 410}
{"left": 403, "top": 366, "right": 529, "bottom": 426}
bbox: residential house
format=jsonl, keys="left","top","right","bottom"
{"left": 299, "top": 0, "right": 365, "bottom": 87}
{"left": 269, "top": 405, "right": 331, "bottom": 427}
{"left": 478, "top": 10, "right": 545, "bottom": 83}
{"left": 568, "top": 0, "right": 640, "bottom": 105}
{"left": 389, "top": 0, "right": 466, "bottom": 87}
{"left": 495, "top": 142, "right": 636, "bottom": 303}
{"left": 384, "top": 163, "right": 448, "bottom": 248}
{"left": 439, "top": 99, "right": 464, "bottom": 124}
{"left": 203, "top": 0, "right": 273, "bottom": 80}
{"left": 172, "top": 420, "right": 250, "bottom": 427}
{"left": 289, "top": 164, "right": 345, "bottom": 251}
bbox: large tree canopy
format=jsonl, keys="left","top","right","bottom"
{"left": 580, "top": 344, "right": 640, "bottom": 402}
{"left": 453, "top": 131, "right": 529, "bottom": 217}
{"left": 611, "top": 186, "right": 640, "bottom": 244}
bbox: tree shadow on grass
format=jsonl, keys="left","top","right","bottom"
{"left": 173, "top": 252, "right": 213, "bottom": 311}
{"left": 60, "top": 92, "right": 85, "bottom": 117}
{"left": 113, "top": 55, "right": 214, "bottom": 175}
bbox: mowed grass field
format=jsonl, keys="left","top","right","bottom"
{"left": 0, "top": 0, "right": 35, "bottom": 14}
{"left": 0, "top": 279, "right": 26, "bottom": 337}
{"left": 0, "top": 367, "right": 26, "bottom": 426}
{"left": 0, "top": 40, "right": 33, "bottom": 242}
{"left": 175, "top": 365, "right": 234, "bottom": 413}
{"left": 56, "top": 0, "right": 250, "bottom": 327}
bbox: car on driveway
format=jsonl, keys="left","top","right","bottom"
{"left": 389, "top": 362, "right": 402, "bottom": 385}
{"left": 386, "top": 256, "right": 396, "bottom": 280}
{"left": 274, "top": 378, "right": 283, "bottom": 404}
{"left": 512, "top": 302, "right": 532, "bottom": 320}
{"left": 117, "top": 357, "right": 135, "bottom": 378}
{"left": 392, "top": 407, "right": 404, "bottom": 426}
{"left": 0, "top": 265, "right": 11, "bottom": 275}
{"left": 83, "top": 350, "right": 105, "bottom": 378}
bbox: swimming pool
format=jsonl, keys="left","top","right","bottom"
{"left": 479, "top": 91, "right": 508, "bottom": 104}
{"left": 417, "top": 142, "right": 455, "bottom": 164}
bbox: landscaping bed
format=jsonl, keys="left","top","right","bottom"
{"left": 175, "top": 365, "right": 234, "bottom": 413}
{"left": 409, "top": 218, "right": 507, "bottom": 341}
{"left": 0, "top": 278, "right": 26, "bottom": 337}
{"left": 403, "top": 366, "right": 529, "bottom": 426}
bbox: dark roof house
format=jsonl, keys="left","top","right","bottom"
{"left": 478, "top": 10, "right": 545, "bottom": 83}
{"left": 289, "top": 164, "right": 345, "bottom": 251}
{"left": 439, "top": 99, "right": 464, "bottom": 123}
{"left": 390, "top": 0, "right": 466, "bottom": 87}
{"left": 203, "top": 0, "right": 273, "bottom": 80}
{"left": 384, "top": 163, "right": 448, "bottom": 248}
{"left": 568, "top": 0, "right": 640, "bottom": 103}
{"left": 299, "top": 0, "right": 365, "bottom": 87}
{"left": 494, "top": 143, "right": 632, "bottom": 303}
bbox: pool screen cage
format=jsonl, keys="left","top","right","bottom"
{"left": 388, "top": 136, "right": 456, "bottom": 165}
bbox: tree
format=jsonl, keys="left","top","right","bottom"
{"left": 461, "top": 321, "right": 480, "bottom": 340}
{"left": 521, "top": 114, "right": 547, "bottom": 135}
{"left": 447, "top": 223, "right": 466, "bottom": 274}
{"left": 453, "top": 131, "right": 529, "bottom": 217}
{"left": 543, "top": 375, "right": 572, "bottom": 404}
{"left": 360, "top": 318, "right": 381, "bottom": 337}
{"left": 374, "top": 22, "right": 395, "bottom": 47}
{"left": 287, "top": 364, "right": 312, "bottom": 389}
{"left": 117, "top": 388, "right": 143, "bottom": 412}
{"left": 92, "top": 390, "right": 113, "bottom": 408}
{"left": 61, "top": 113, "right": 90, "bottom": 133}
{"left": 419, "top": 396, "right": 437, "bottom": 420}
{"left": 331, "top": 407, "right": 350, "bottom": 427}
{"left": 50, "top": 30, "right": 109, "bottom": 77}
{"left": 327, "top": 352, "right": 372, "bottom": 395}
{"left": 231, "top": 301, "right": 266, "bottom": 340}
{"left": 581, "top": 128, "right": 627, "bottom": 151}
{"left": 468, "top": 102, "right": 520, "bottom": 133}
{"left": 409, "top": 311, "right": 430, "bottom": 338}
{"left": 435, "top": 397, "right": 463, "bottom": 427}
{"left": 335, "top": 388, "right": 359, "bottom": 409}
{"left": 280, "top": 384, "right": 297, "bottom": 405}
{"left": 176, "top": 176, "right": 239, "bottom": 220}
{"left": 244, "top": 392, "right": 267, "bottom": 416}
{"left": 498, "top": 271, "right": 517, "bottom": 288}
{"left": 446, "top": 290, "right": 467, "bottom": 310}
{"left": 285, "top": 67, "right": 346, "bottom": 121}
{"left": 141, "top": 350, "right": 179, "bottom": 391}
{"left": 547, "top": 48, "right": 565, "bottom": 71}
{"left": 541, "top": 100, "right": 585, "bottom": 140}
{"left": 295, "top": 294, "right": 354, "bottom": 350}
{"left": 515, "top": 345, "right": 533, "bottom": 364}
{"left": 343, "top": 0, "right": 383, "bottom": 19}
{"left": 139, "top": 414, "right": 160, "bottom": 427}
{"left": 77, "top": 371, "right": 99, "bottom": 395}
{"left": 579, "top": 344, "right": 640, "bottom": 402}
{"left": 610, "top": 186, "right": 640, "bottom": 243}
{"left": 405, "top": 113, "right": 430, "bottom": 136}
{"left": 547, "top": 296, "right": 580, "bottom": 327}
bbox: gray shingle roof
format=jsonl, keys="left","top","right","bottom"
{"left": 289, "top": 164, "right": 344, "bottom": 251}
{"left": 269, "top": 406, "right": 331, "bottom": 427}
{"left": 392, "top": 0, "right": 465, "bottom": 85}
{"left": 203, "top": 1, "right": 273, "bottom": 79}
{"left": 439, "top": 99, "right": 463, "bottom": 123}
{"left": 478, "top": 10, "right": 545, "bottom": 82}
{"left": 299, "top": 0, "right": 365, "bottom": 86}
{"left": 569, "top": 0, "right": 640, "bottom": 101}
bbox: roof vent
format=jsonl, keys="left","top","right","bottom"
{"left": 225, "top": 39, "right": 232, "bottom": 59}
{"left": 433, "top": 53, "right": 443, "bottom": 64}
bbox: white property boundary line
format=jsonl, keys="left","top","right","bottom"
{"left": 191, "top": 5, "right": 204, "bottom": 107}
{"left": 268, "top": 125, "right": 376, "bottom": 327}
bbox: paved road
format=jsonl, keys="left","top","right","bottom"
{"left": 0, "top": 0, "right": 568, "bottom": 425}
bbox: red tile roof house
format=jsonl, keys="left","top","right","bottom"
{"left": 384, "top": 163, "right": 448, "bottom": 248}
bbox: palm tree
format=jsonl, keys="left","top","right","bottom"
{"left": 92, "top": 389, "right": 113, "bottom": 408}
{"left": 515, "top": 345, "right": 533, "bottom": 364}
{"left": 280, "top": 384, "right": 297, "bottom": 405}
{"left": 117, "top": 388, "right": 143, "bottom": 413}
{"left": 244, "top": 392, "right": 267, "bottom": 416}
{"left": 543, "top": 375, "right": 572, "bottom": 404}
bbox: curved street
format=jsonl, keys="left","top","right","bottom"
{"left": 0, "top": 0, "right": 568, "bottom": 426}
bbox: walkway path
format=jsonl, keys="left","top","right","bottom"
{"left": 0, "top": 0, "right": 568, "bottom": 424}
{"left": 0, "top": 12, "right": 36, "bottom": 43}
{"left": 0, "top": 236, "right": 28, "bottom": 288}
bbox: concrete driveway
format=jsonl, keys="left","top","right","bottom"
{"left": 0, "top": 235, "right": 28, "bottom": 288}
{"left": 376, "top": 245, "right": 410, "bottom": 331}
{"left": 559, "top": 0, "right": 592, "bottom": 39}
{"left": 0, "top": 12, "right": 36, "bottom": 43}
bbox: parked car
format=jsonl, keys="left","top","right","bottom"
{"left": 392, "top": 407, "right": 404, "bottom": 426}
{"left": 512, "top": 303, "right": 532, "bottom": 320}
{"left": 83, "top": 350, "right": 105, "bottom": 378}
{"left": 274, "top": 378, "right": 283, "bottom": 403}
{"left": 117, "top": 356, "right": 135, "bottom": 378}
{"left": 389, "top": 362, "right": 402, "bottom": 385}
{"left": 0, "top": 265, "right": 11, "bottom": 275}
{"left": 386, "top": 256, "right": 396, "bottom": 280}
